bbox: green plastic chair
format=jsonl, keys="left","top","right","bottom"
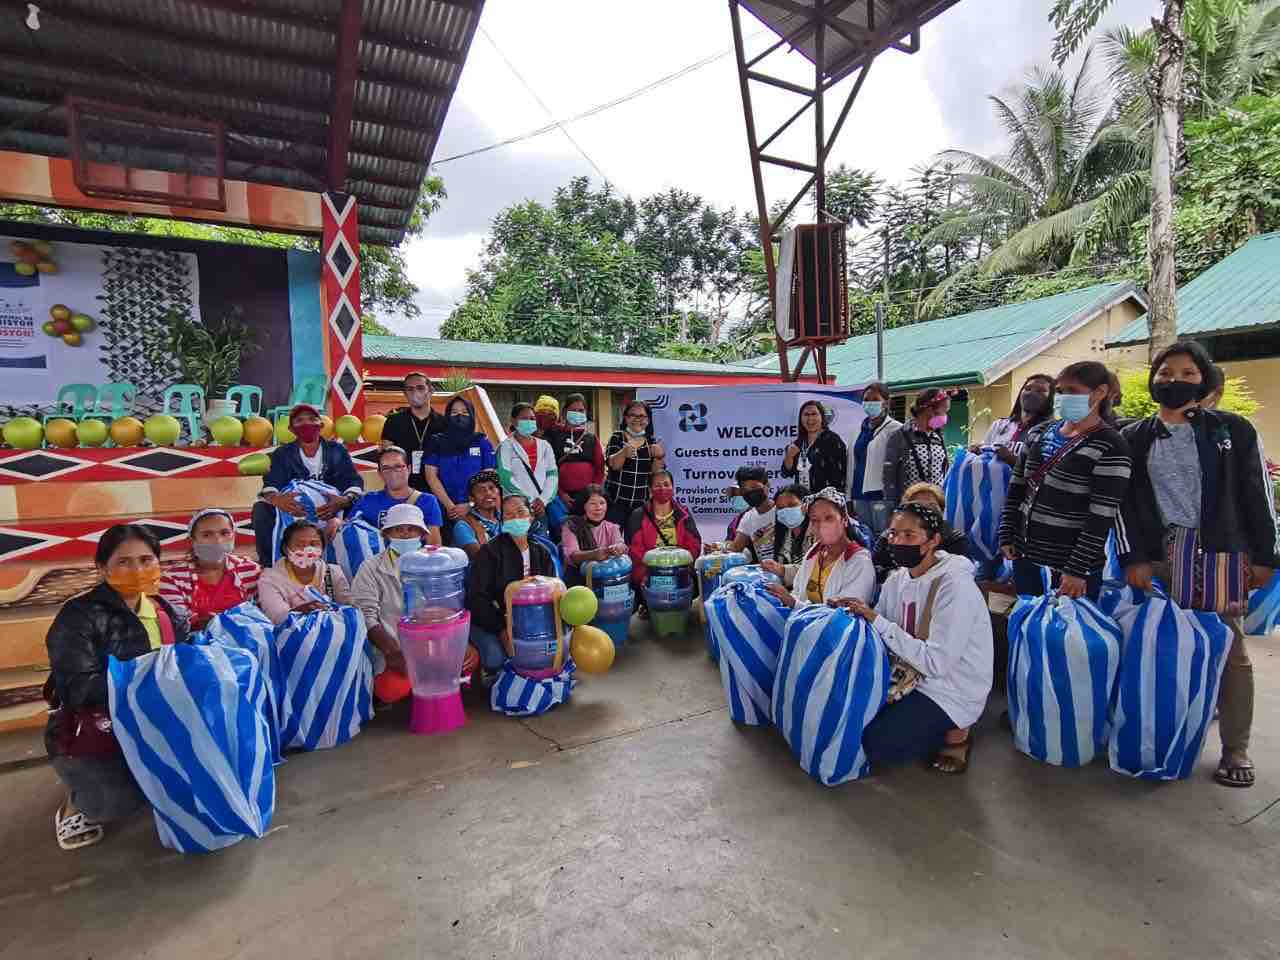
{"left": 225, "top": 384, "right": 263, "bottom": 419}
{"left": 161, "top": 383, "right": 207, "bottom": 445}
{"left": 266, "top": 375, "right": 330, "bottom": 432}
{"left": 92, "top": 382, "right": 138, "bottom": 424}
{"left": 43, "top": 383, "right": 97, "bottom": 426}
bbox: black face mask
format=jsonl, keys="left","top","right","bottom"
{"left": 889, "top": 543, "right": 926, "bottom": 568}
{"left": 744, "top": 488, "right": 768, "bottom": 508}
{"left": 448, "top": 413, "right": 474, "bottom": 434}
{"left": 1020, "top": 391, "right": 1050, "bottom": 415}
{"left": 1151, "top": 380, "right": 1202, "bottom": 410}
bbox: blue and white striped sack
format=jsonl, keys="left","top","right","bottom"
{"left": 1006, "top": 594, "right": 1122, "bottom": 767}
{"left": 490, "top": 658, "right": 576, "bottom": 717}
{"left": 269, "top": 479, "right": 342, "bottom": 564}
{"left": 1108, "top": 591, "right": 1232, "bottom": 780}
{"left": 772, "top": 603, "right": 891, "bottom": 785}
{"left": 275, "top": 603, "right": 373, "bottom": 751}
{"left": 1244, "top": 569, "right": 1280, "bottom": 636}
{"left": 705, "top": 577, "right": 791, "bottom": 725}
{"left": 1101, "top": 529, "right": 1125, "bottom": 584}
{"left": 197, "top": 603, "right": 286, "bottom": 764}
{"left": 331, "top": 518, "right": 383, "bottom": 581}
{"left": 942, "top": 448, "right": 1012, "bottom": 566}
{"left": 107, "top": 643, "right": 275, "bottom": 854}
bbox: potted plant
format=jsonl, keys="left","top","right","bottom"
{"left": 167, "top": 307, "right": 261, "bottom": 426}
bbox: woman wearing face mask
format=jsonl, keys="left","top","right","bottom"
{"left": 765, "top": 488, "right": 874, "bottom": 609}
{"left": 562, "top": 485, "right": 628, "bottom": 579}
{"left": 605, "top": 400, "right": 665, "bottom": 528}
{"left": 549, "top": 393, "right": 606, "bottom": 510}
{"left": 252, "top": 403, "right": 364, "bottom": 566}
{"left": 256, "top": 521, "right": 353, "bottom": 626}
{"left": 998, "top": 361, "right": 1132, "bottom": 601}
{"left": 842, "top": 503, "right": 993, "bottom": 774}
{"left": 45, "top": 524, "right": 190, "bottom": 850}
{"left": 626, "top": 471, "right": 703, "bottom": 611}
{"left": 871, "top": 483, "right": 972, "bottom": 584}
{"left": 848, "top": 383, "right": 900, "bottom": 536}
{"left": 723, "top": 466, "right": 776, "bottom": 562}
{"left": 424, "top": 396, "right": 496, "bottom": 529}
{"left": 496, "top": 402, "right": 558, "bottom": 537}
{"left": 759, "top": 483, "right": 811, "bottom": 588}
{"left": 1117, "top": 341, "right": 1276, "bottom": 789}
{"left": 976, "top": 374, "right": 1055, "bottom": 465}
{"left": 782, "top": 400, "right": 847, "bottom": 496}
{"left": 882, "top": 388, "right": 951, "bottom": 507}
{"left": 159, "top": 508, "right": 262, "bottom": 631}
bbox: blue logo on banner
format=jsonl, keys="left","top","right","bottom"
{"left": 678, "top": 402, "right": 708, "bottom": 432}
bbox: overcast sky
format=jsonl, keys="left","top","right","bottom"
{"left": 399, "top": 0, "right": 1160, "bottom": 337}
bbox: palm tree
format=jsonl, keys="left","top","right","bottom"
{"left": 921, "top": 52, "right": 1145, "bottom": 315}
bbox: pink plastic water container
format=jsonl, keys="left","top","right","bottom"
{"left": 399, "top": 609, "right": 471, "bottom": 734}
{"left": 507, "top": 577, "right": 565, "bottom": 675}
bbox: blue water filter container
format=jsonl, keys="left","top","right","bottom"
{"left": 694, "top": 551, "right": 749, "bottom": 661}
{"left": 584, "top": 554, "right": 634, "bottom": 651}
{"left": 643, "top": 547, "right": 695, "bottom": 638}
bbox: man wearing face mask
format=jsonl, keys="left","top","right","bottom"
{"left": 723, "top": 466, "right": 777, "bottom": 562}
{"left": 351, "top": 446, "right": 442, "bottom": 544}
{"left": 1118, "top": 341, "right": 1276, "bottom": 789}
{"left": 381, "top": 372, "right": 446, "bottom": 493}
{"left": 159, "top": 508, "right": 262, "bottom": 631}
{"left": 848, "top": 382, "right": 901, "bottom": 535}
{"left": 253, "top": 403, "right": 364, "bottom": 566}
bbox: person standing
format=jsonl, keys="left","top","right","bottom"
{"left": 847, "top": 383, "right": 901, "bottom": 535}
{"left": 881, "top": 388, "right": 951, "bottom": 507}
{"left": 998, "top": 361, "right": 1131, "bottom": 601}
{"left": 1117, "top": 341, "right": 1276, "bottom": 789}
{"left": 424, "top": 395, "right": 495, "bottom": 530}
{"left": 549, "top": 393, "right": 606, "bottom": 510}
{"left": 977, "top": 374, "right": 1055, "bottom": 465}
{"left": 380, "top": 372, "right": 446, "bottom": 492}
{"left": 782, "top": 400, "right": 847, "bottom": 496}
{"left": 496, "top": 403, "right": 558, "bottom": 537}
{"left": 605, "top": 400, "right": 665, "bottom": 528}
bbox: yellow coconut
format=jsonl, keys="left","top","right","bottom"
{"left": 44, "top": 418, "right": 79, "bottom": 448}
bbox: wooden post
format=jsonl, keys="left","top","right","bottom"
{"left": 321, "top": 191, "right": 365, "bottom": 419}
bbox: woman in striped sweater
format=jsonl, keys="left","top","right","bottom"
{"left": 998, "top": 361, "right": 1132, "bottom": 601}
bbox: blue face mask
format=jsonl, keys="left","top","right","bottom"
{"left": 777, "top": 506, "right": 805, "bottom": 529}
{"left": 515, "top": 420, "right": 537, "bottom": 437}
{"left": 388, "top": 537, "right": 422, "bottom": 555}
{"left": 1055, "top": 393, "right": 1093, "bottom": 423}
{"left": 863, "top": 401, "right": 884, "bottom": 418}
{"left": 566, "top": 410, "right": 588, "bottom": 426}
{"left": 504, "top": 517, "right": 532, "bottom": 538}
{"left": 730, "top": 495, "right": 749, "bottom": 513}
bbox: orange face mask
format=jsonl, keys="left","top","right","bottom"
{"left": 106, "top": 566, "right": 162, "bottom": 596}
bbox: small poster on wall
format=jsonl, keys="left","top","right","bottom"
{"left": 0, "top": 235, "right": 201, "bottom": 413}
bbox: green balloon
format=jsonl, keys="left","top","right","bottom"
{"left": 559, "top": 585, "right": 599, "bottom": 627}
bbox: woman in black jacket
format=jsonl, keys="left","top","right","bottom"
{"left": 1117, "top": 341, "right": 1277, "bottom": 789}
{"left": 998, "top": 361, "right": 1132, "bottom": 601}
{"left": 45, "top": 524, "right": 190, "bottom": 850}
{"left": 881, "top": 388, "right": 951, "bottom": 506}
{"left": 465, "top": 494, "right": 557, "bottom": 683}
{"left": 781, "top": 399, "right": 847, "bottom": 494}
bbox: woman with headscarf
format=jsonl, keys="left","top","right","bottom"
{"left": 425, "top": 394, "right": 496, "bottom": 530}
{"left": 764, "top": 488, "right": 874, "bottom": 609}
{"left": 976, "top": 374, "right": 1055, "bottom": 464}
{"left": 159, "top": 508, "right": 262, "bottom": 630}
{"left": 882, "top": 388, "right": 951, "bottom": 507}
{"left": 781, "top": 399, "right": 847, "bottom": 495}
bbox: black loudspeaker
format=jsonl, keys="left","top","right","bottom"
{"left": 775, "top": 223, "right": 849, "bottom": 345}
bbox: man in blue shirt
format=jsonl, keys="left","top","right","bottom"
{"left": 351, "top": 446, "right": 442, "bottom": 544}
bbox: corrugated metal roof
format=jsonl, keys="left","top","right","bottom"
{"left": 743, "top": 282, "right": 1140, "bottom": 389}
{"left": 1108, "top": 232, "right": 1280, "bottom": 346}
{"left": 364, "top": 335, "right": 784, "bottom": 377}
{"left": 0, "top": 0, "right": 481, "bottom": 246}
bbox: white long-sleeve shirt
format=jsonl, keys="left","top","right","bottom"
{"left": 789, "top": 542, "right": 876, "bottom": 606}
{"left": 871, "top": 552, "right": 993, "bottom": 728}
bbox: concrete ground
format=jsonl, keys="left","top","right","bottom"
{"left": 0, "top": 620, "right": 1277, "bottom": 960}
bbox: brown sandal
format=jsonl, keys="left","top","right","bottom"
{"left": 931, "top": 733, "right": 973, "bottom": 775}
{"left": 1214, "top": 758, "right": 1255, "bottom": 788}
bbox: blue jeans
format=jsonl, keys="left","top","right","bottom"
{"left": 469, "top": 626, "right": 508, "bottom": 671}
{"left": 862, "top": 691, "right": 955, "bottom": 768}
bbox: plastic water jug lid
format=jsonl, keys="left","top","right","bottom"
{"left": 644, "top": 546, "right": 693, "bottom": 568}
{"left": 510, "top": 575, "right": 564, "bottom": 605}
{"left": 694, "top": 550, "right": 748, "bottom": 573}
{"left": 399, "top": 545, "right": 469, "bottom": 575}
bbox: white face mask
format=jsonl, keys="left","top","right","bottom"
{"left": 287, "top": 546, "right": 323, "bottom": 568}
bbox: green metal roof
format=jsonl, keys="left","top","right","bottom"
{"left": 362, "top": 335, "right": 779, "bottom": 377}
{"left": 1109, "top": 232, "right": 1280, "bottom": 346}
{"left": 742, "top": 282, "right": 1143, "bottom": 389}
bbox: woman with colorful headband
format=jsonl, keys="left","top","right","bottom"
{"left": 765, "top": 488, "right": 874, "bottom": 609}
{"left": 158, "top": 508, "right": 262, "bottom": 631}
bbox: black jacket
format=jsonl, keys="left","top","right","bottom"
{"left": 465, "top": 534, "right": 557, "bottom": 635}
{"left": 1116, "top": 409, "right": 1279, "bottom": 567}
{"left": 260, "top": 438, "right": 365, "bottom": 498}
{"left": 45, "top": 583, "right": 190, "bottom": 713}
{"left": 781, "top": 429, "right": 848, "bottom": 495}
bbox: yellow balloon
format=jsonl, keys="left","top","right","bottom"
{"left": 570, "top": 624, "right": 615, "bottom": 674}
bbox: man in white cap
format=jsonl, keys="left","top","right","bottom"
{"left": 351, "top": 503, "right": 478, "bottom": 686}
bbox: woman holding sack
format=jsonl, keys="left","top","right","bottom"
{"left": 764, "top": 488, "right": 874, "bottom": 609}
{"left": 975, "top": 374, "right": 1055, "bottom": 464}
{"left": 257, "top": 521, "right": 353, "bottom": 626}
{"left": 841, "top": 503, "right": 993, "bottom": 774}
{"left": 159, "top": 508, "right": 262, "bottom": 631}
{"left": 781, "top": 399, "right": 847, "bottom": 496}
{"left": 1117, "top": 341, "right": 1277, "bottom": 789}
{"left": 45, "top": 524, "right": 190, "bottom": 850}
{"left": 998, "top": 361, "right": 1132, "bottom": 602}
{"left": 881, "top": 388, "right": 951, "bottom": 507}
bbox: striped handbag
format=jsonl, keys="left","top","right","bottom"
{"left": 1164, "top": 526, "right": 1248, "bottom": 616}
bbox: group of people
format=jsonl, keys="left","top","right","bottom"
{"left": 43, "top": 345, "right": 1273, "bottom": 850}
